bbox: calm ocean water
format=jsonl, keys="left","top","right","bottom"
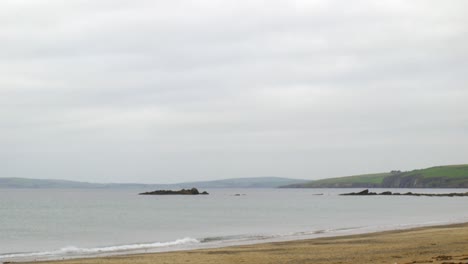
{"left": 1, "top": 188, "right": 467, "bottom": 261}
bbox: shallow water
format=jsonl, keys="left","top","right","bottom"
{"left": 1, "top": 188, "right": 467, "bottom": 261}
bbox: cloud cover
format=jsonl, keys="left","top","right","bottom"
{"left": 1, "top": 0, "right": 467, "bottom": 183}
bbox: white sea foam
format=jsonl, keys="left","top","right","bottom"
{"left": 0, "top": 237, "right": 199, "bottom": 260}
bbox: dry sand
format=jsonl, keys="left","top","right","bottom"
{"left": 19, "top": 223, "right": 468, "bottom": 264}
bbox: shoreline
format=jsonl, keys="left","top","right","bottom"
{"left": 4, "top": 220, "right": 465, "bottom": 262}
{"left": 17, "top": 222, "right": 468, "bottom": 264}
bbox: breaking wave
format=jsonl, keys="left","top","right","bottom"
{"left": 0, "top": 237, "right": 199, "bottom": 260}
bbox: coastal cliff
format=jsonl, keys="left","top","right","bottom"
{"left": 282, "top": 164, "right": 468, "bottom": 188}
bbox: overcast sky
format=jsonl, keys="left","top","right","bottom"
{"left": 1, "top": 0, "right": 467, "bottom": 183}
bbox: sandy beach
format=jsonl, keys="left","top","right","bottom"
{"left": 19, "top": 222, "right": 468, "bottom": 264}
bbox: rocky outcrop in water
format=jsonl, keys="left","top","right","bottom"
{"left": 139, "top": 188, "right": 209, "bottom": 195}
{"left": 341, "top": 189, "right": 468, "bottom": 197}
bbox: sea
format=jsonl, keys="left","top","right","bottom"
{"left": 1, "top": 188, "right": 467, "bottom": 262}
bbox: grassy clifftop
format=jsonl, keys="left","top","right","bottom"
{"left": 381, "top": 165, "right": 468, "bottom": 188}
{"left": 282, "top": 164, "right": 468, "bottom": 188}
{"left": 284, "top": 172, "right": 392, "bottom": 188}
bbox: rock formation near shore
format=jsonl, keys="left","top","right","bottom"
{"left": 340, "top": 189, "right": 468, "bottom": 197}
{"left": 139, "top": 188, "right": 209, "bottom": 195}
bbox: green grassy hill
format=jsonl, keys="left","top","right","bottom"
{"left": 381, "top": 165, "right": 468, "bottom": 188}
{"left": 284, "top": 172, "right": 392, "bottom": 188}
{"left": 282, "top": 164, "right": 468, "bottom": 188}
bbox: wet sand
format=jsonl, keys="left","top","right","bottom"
{"left": 20, "top": 222, "right": 468, "bottom": 264}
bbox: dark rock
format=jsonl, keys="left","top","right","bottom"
{"left": 341, "top": 189, "right": 377, "bottom": 195}
{"left": 341, "top": 190, "right": 468, "bottom": 197}
{"left": 139, "top": 188, "right": 209, "bottom": 195}
{"left": 358, "top": 189, "right": 369, "bottom": 195}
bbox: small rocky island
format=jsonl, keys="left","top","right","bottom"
{"left": 341, "top": 189, "right": 468, "bottom": 197}
{"left": 139, "top": 188, "right": 209, "bottom": 195}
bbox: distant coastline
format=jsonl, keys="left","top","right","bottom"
{"left": 0, "top": 177, "right": 307, "bottom": 189}
{"left": 2, "top": 164, "right": 467, "bottom": 189}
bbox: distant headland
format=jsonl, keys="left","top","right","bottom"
{"left": 281, "top": 164, "right": 468, "bottom": 188}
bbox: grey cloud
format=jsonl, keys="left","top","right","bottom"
{"left": 1, "top": 0, "right": 468, "bottom": 183}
